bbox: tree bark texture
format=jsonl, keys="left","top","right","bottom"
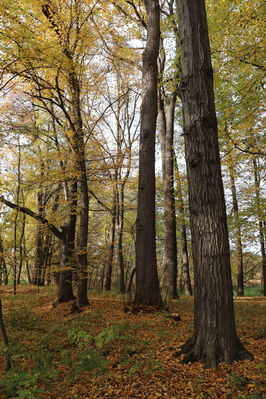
{"left": 57, "top": 182, "right": 77, "bottom": 303}
{"left": 229, "top": 165, "right": 244, "bottom": 296}
{"left": 135, "top": 0, "right": 161, "bottom": 307}
{"left": 174, "top": 158, "right": 193, "bottom": 296}
{"left": 253, "top": 158, "right": 266, "bottom": 296}
{"left": 158, "top": 93, "right": 178, "bottom": 299}
{"left": 176, "top": 0, "right": 253, "bottom": 366}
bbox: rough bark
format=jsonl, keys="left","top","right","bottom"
{"left": 57, "top": 181, "right": 77, "bottom": 303}
{"left": 229, "top": 165, "right": 244, "bottom": 296}
{"left": 176, "top": 0, "right": 253, "bottom": 366}
{"left": 253, "top": 158, "right": 266, "bottom": 296}
{"left": 174, "top": 158, "right": 193, "bottom": 296}
{"left": 158, "top": 93, "right": 178, "bottom": 299}
{"left": 135, "top": 0, "right": 161, "bottom": 307}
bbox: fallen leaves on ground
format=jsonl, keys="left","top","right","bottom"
{"left": 0, "top": 285, "right": 265, "bottom": 399}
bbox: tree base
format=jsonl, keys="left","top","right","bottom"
{"left": 174, "top": 335, "right": 254, "bottom": 368}
{"left": 124, "top": 300, "right": 162, "bottom": 314}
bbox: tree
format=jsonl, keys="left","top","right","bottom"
{"left": 176, "top": 0, "right": 253, "bottom": 366}
{"left": 157, "top": 0, "right": 179, "bottom": 299}
{"left": 135, "top": 0, "right": 161, "bottom": 307}
{"left": 174, "top": 157, "right": 193, "bottom": 296}
{"left": 253, "top": 157, "right": 266, "bottom": 295}
{"left": 228, "top": 160, "right": 244, "bottom": 296}
{"left": 0, "top": 231, "right": 8, "bottom": 285}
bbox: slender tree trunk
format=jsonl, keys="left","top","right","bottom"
{"left": 105, "top": 210, "right": 116, "bottom": 291}
{"left": 174, "top": 158, "right": 193, "bottom": 296}
{"left": 42, "top": 1, "right": 89, "bottom": 309}
{"left": 32, "top": 190, "right": 45, "bottom": 286}
{"left": 13, "top": 143, "right": 21, "bottom": 295}
{"left": 158, "top": 93, "right": 178, "bottom": 299}
{"left": 23, "top": 236, "right": 31, "bottom": 284}
{"left": 135, "top": 0, "right": 161, "bottom": 307}
{"left": 127, "top": 267, "right": 136, "bottom": 293}
{"left": 117, "top": 187, "right": 125, "bottom": 294}
{"left": 0, "top": 233, "right": 8, "bottom": 285}
{"left": 253, "top": 158, "right": 266, "bottom": 296}
{"left": 229, "top": 165, "right": 244, "bottom": 296}
{"left": 17, "top": 212, "right": 26, "bottom": 284}
{"left": 176, "top": 0, "right": 253, "bottom": 366}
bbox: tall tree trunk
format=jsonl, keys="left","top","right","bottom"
{"left": 23, "top": 233, "right": 31, "bottom": 284}
{"left": 57, "top": 182, "right": 77, "bottom": 303}
{"left": 229, "top": 165, "right": 244, "bottom": 296}
{"left": 13, "top": 142, "right": 21, "bottom": 295}
{"left": 174, "top": 158, "right": 193, "bottom": 296}
{"left": 253, "top": 158, "right": 266, "bottom": 296}
{"left": 68, "top": 70, "right": 89, "bottom": 309}
{"left": 105, "top": 209, "right": 116, "bottom": 291}
{"left": 42, "top": 0, "right": 89, "bottom": 309}
{"left": 176, "top": 0, "right": 253, "bottom": 366}
{"left": 17, "top": 212, "right": 26, "bottom": 284}
{"left": 158, "top": 93, "right": 178, "bottom": 299}
{"left": 117, "top": 187, "right": 125, "bottom": 294}
{"left": 32, "top": 190, "right": 45, "bottom": 286}
{"left": 135, "top": 0, "right": 161, "bottom": 307}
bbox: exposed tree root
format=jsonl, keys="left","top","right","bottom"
{"left": 174, "top": 335, "right": 254, "bottom": 368}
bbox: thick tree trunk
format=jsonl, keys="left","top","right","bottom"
{"left": 176, "top": 0, "right": 253, "bottom": 366}
{"left": 174, "top": 158, "right": 193, "bottom": 296}
{"left": 69, "top": 70, "right": 89, "bottom": 308}
{"left": 135, "top": 0, "right": 161, "bottom": 307}
{"left": 229, "top": 165, "right": 244, "bottom": 296}
{"left": 57, "top": 182, "right": 77, "bottom": 303}
{"left": 158, "top": 93, "right": 178, "bottom": 299}
{"left": 253, "top": 158, "right": 266, "bottom": 296}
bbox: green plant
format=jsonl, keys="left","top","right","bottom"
{"left": 230, "top": 373, "right": 249, "bottom": 388}
{"left": 4, "top": 308, "right": 43, "bottom": 332}
{"left": 0, "top": 369, "right": 45, "bottom": 398}
{"left": 255, "top": 325, "right": 266, "bottom": 339}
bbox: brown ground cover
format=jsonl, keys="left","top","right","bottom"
{"left": 0, "top": 284, "right": 265, "bottom": 399}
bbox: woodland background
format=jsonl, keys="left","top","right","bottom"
{"left": 0, "top": 0, "right": 264, "bottom": 297}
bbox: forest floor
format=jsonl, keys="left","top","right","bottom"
{"left": 0, "top": 284, "right": 265, "bottom": 399}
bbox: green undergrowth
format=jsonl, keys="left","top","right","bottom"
{"left": 0, "top": 288, "right": 265, "bottom": 399}
{"left": 0, "top": 302, "right": 161, "bottom": 398}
